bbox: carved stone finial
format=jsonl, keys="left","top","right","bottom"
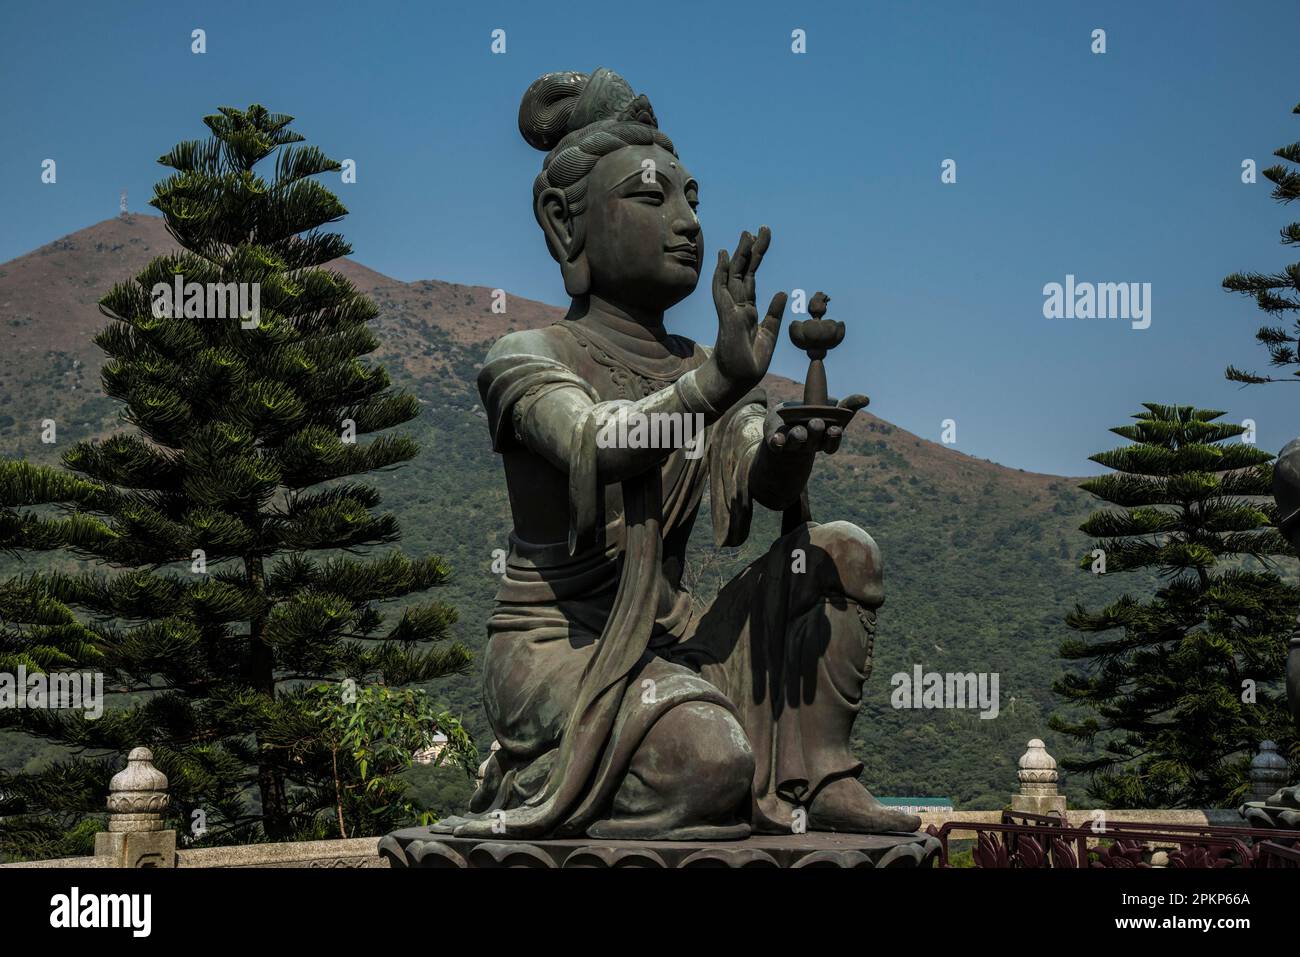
{"left": 1250, "top": 740, "right": 1290, "bottom": 802}
{"left": 1011, "top": 738, "right": 1066, "bottom": 817}
{"left": 1017, "top": 738, "right": 1059, "bottom": 795}
{"left": 106, "top": 746, "right": 170, "bottom": 833}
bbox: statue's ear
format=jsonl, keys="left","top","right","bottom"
{"left": 536, "top": 187, "right": 590, "bottom": 296}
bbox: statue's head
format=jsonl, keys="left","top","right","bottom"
{"left": 519, "top": 68, "right": 701, "bottom": 313}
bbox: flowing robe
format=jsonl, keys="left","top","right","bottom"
{"left": 456, "top": 317, "right": 879, "bottom": 839}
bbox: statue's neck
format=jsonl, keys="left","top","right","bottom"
{"left": 566, "top": 294, "right": 668, "bottom": 344}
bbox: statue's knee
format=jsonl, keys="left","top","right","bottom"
{"left": 791, "top": 520, "right": 883, "bottom": 610}
{"left": 640, "top": 701, "right": 753, "bottom": 812}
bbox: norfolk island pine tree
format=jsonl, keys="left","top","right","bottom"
{"left": 0, "top": 105, "right": 473, "bottom": 856}
{"left": 1051, "top": 404, "right": 1300, "bottom": 807}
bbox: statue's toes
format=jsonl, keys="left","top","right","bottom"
{"left": 451, "top": 819, "right": 495, "bottom": 838}
{"left": 873, "top": 808, "right": 923, "bottom": 833}
{"left": 812, "top": 806, "right": 921, "bottom": 834}
{"left": 807, "top": 777, "right": 923, "bottom": 834}
{"left": 425, "top": 816, "right": 466, "bottom": 834}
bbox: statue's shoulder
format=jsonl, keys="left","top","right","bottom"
{"left": 477, "top": 327, "right": 594, "bottom": 450}
{"left": 477, "top": 325, "right": 594, "bottom": 402}
{"left": 486, "top": 325, "right": 572, "bottom": 361}
{"left": 482, "top": 326, "right": 577, "bottom": 367}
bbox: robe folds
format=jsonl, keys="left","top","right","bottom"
{"left": 448, "top": 319, "right": 875, "bottom": 839}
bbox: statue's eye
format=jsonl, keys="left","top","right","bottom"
{"left": 629, "top": 189, "right": 664, "bottom": 205}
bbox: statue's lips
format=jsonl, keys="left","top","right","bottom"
{"left": 665, "top": 246, "right": 699, "bottom": 270}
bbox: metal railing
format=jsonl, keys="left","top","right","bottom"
{"left": 925, "top": 810, "right": 1300, "bottom": 868}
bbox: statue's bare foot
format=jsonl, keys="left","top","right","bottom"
{"left": 807, "top": 777, "right": 921, "bottom": 834}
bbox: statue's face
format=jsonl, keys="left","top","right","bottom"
{"left": 582, "top": 143, "right": 701, "bottom": 313}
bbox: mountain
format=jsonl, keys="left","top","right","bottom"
{"left": 0, "top": 215, "right": 1116, "bottom": 809}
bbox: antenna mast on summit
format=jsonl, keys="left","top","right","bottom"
{"left": 119, "top": 189, "right": 128, "bottom": 218}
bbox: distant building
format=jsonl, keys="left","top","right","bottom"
{"left": 412, "top": 732, "right": 449, "bottom": 766}
{"left": 876, "top": 796, "right": 953, "bottom": 814}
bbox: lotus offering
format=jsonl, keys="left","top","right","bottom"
{"left": 777, "top": 291, "right": 863, "bottom": 435}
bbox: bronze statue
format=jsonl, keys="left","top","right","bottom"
{"left": 438, "top": 67, "right": 920, "bottom": 841}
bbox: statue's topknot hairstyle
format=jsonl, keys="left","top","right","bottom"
{"left": 519, "top": 67, "right": 676, "bottom": 219}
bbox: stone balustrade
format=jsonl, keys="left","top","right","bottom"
{"left": 0, "top": 737, "right": 1288, "bottom": 868}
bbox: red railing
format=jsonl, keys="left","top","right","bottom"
{"left": 925, "top": 810, "right": 1300, "bottom": 868}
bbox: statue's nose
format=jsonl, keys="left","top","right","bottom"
{"left": 675, "top": 216, "right": 700, "bottom": 239}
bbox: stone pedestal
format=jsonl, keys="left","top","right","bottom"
{"left": 379, "top": 827, "right": 940, "bottom": 869}
{"left": 92, "top": 746, "right": 177, "bottom": 868}
{"left": 94, "top": 829, "right": 176, "bottom": 869}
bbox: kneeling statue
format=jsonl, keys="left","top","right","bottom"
{"left": 441, "top": 67, "right": 920, "bottom": 841}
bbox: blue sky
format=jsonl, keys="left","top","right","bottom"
{"left": 2, "top": 0, "right": 1298, "bottom": 476}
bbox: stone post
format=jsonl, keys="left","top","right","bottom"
{"left": 1249, "top": 740, "right": 1290, "bottom": 803}
{"left": 93, "top": 746, "right": 177, "bottom": 868}
{"left": 1010, "top": 738, "right": 1067, "bottom": 817}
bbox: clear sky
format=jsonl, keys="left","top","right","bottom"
{"left": 2, "top": 0, "right": 1298, "bottom": 476}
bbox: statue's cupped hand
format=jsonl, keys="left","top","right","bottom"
{"left": 709, "top": 226, "right": 786, "bottom": 399}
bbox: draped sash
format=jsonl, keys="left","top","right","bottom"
{"left": 455, "top": 353, "right": 665, "bottom": 838}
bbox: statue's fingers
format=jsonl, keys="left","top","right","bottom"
{"left": 743, "top": 226, "right": 771, "bottom": 300}
{"left": 767, "top": 429, "right": 787, "bottom": 451}
{"left": 805, "top": 417, "right": 826, "bottom": 453}
{"left": 748, "top": 226, "right": 771, "bottom": 275}
{"left": 730, "top": 231, "right": 754, "bottom": 292}
{"left": 836, "top": 393, "right": 870, "bottom": 412}
{"left": 712, "top": 249, "right": 731, "bottom": 307}
{"left": 786, "top": 425, "right": 808, "bottom": 448}
{"left": 756, "top": 292, "right": 786, "bottom": 354}
{"left": 824, "top": 426, "right": 843, "bottom": 455}
{"left": 807, "top": 417, "right": 825, "bottom": 437}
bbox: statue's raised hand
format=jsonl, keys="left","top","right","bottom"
{"left": 710, "top": 226, "right": 786, "bottom": 397}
